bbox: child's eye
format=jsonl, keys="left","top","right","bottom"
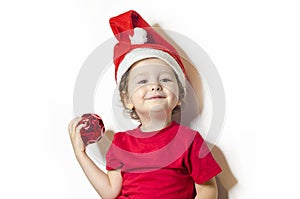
{"left": 138, "top": 80, "right": 148, "bottom": 84}
{"left": 160, "top": 78, "right": 171, "bottom": 82}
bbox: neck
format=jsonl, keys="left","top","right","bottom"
{"left": 138, "top": 110, "right": 173, "bottom": 132}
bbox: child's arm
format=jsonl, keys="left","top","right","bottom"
{"left": 75, "top": 152, "right": 122, "bottom": 198}
{"left": 195, "top": 177, "right": 218, "bottom": 199}
{"left": 69, "top": 117, "right": 122, "bottom": 199}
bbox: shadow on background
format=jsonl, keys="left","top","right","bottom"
{"left": 209, "top": 143, "right": 238, "bottom": 199}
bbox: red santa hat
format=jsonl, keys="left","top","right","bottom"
{"left": 109, "top": 10, "right": 186, "bottom": 88}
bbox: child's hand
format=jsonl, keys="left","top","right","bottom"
{"left": 68, "top": 117, "right": 87, "bottom": 155}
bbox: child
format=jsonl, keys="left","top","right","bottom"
{"left": 69, "top": 10, "right": 222, "bottom": 199}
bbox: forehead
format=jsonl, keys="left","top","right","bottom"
{"left": 129, "top": 58, "right": 174, "bottom": 76}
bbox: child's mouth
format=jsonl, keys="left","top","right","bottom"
{"left": 146, "top": 95, "right": 165, "bottom": 100}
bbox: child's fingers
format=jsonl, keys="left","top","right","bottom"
{"left": 69, "top": 122, "right": 85, "bottom": 141}
{"left": 75, "top": 123, "right": 86, "bottom": 134}
{"left": 68, "top": 117, "right": 86, "bottom": 153}
{"left": 68, "top": 119, "right": 74, "bottom": 133}
{"left": 69, "top": 117, "right": 82, "bottom": 133}
{"left": 70, "top": 123, "right": 86, "bottom": 151}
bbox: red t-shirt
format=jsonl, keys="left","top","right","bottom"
{"left": 106, "top": 121, "right": 222, "bottom": 198}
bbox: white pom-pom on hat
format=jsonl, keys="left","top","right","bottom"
{"left": 129, "top": 27, "right": 148, "bottom": 44}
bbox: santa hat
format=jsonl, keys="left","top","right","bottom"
{"left": 109, "top": 10, "right": 186, "bottom": 88}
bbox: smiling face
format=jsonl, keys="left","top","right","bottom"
{"left": 124, "top": 58, "right": 180, "bottom": 121}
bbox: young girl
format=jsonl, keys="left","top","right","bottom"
{"left": 69, "top": 10, "right": 221, "bottom": 199}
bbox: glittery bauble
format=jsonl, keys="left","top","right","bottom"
{"left": 78, "top": 113, "right": 105, "bottom": 146}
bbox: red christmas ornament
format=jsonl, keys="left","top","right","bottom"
{"left": 78, "top": 113, "right": 105, "bottom": 146}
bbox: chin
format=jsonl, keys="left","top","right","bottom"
{"left": 149, "top": 104, "right": 165, "bottom": 112}
{"left": 147, "top": 105, "right": 175, "bottom": 117}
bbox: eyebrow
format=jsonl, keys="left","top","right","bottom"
{"left": 159, "top": 71, "right": 175, "bottom": 76}
{"left": 132, "top": 71, "right": 175, "bottom": 81}
{"left": 131, "top": 72, "right": 148, "bottom": 81}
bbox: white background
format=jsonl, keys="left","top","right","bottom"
{"left": 1, "top": 0, "right": 300, "bottom": 198}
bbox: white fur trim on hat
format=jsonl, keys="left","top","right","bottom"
{"left": 117, "top": 48, "right": 186, "bottom": 90}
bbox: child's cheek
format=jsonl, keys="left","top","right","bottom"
{"left": 164, "top": 84, "right": 179, "bottom": 98}
{"left": 129, "top": 87, "right": 146, "bottom": 103}
{"left": 129, "top": 84, "right": 145, "bottom": 97}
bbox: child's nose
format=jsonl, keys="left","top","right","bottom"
{"left": 151, "top": 84, "right": 162, "bottom": 91}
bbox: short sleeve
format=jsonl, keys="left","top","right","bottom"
{"left": 106, "top": 135, "right": 123, "bottom": 171}
{"left": 186, "top": 132, "right": 222, "bottom": 184}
